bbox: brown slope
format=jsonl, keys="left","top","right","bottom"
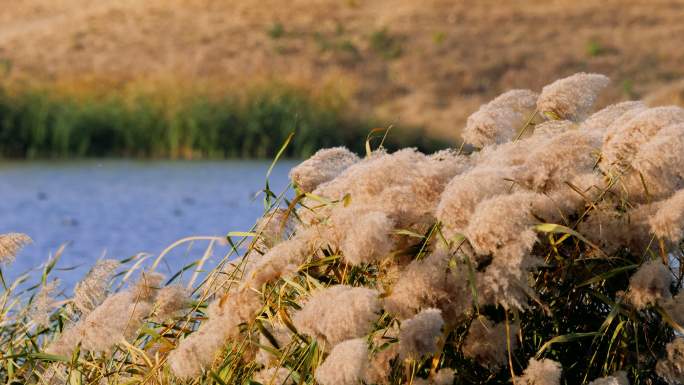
{"left": 1, "top": 0, "right": 684, "bottom": 140}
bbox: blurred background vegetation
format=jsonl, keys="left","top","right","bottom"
{"left": 0, "top": 82, "right": 443, "bottom": 158}
{"left": 1, "top": 0, "right": 684, "bottom": 158}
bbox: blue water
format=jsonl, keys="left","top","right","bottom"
{"left": 0, "top": 160, "right": 295, "bottom": 286}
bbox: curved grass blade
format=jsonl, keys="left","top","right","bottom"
{"left": 536, "top": 331, "right": 600, "bottom": 357}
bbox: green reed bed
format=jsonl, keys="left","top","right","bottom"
{"left": 0, "top": 84, "right": 444, "bottom": 159}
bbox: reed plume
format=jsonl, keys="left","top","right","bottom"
{"left": 537, "top": 72, "right": 609, "bottom": 121}
{"left": 0, "top": 232, "right": 32, "bottom": 263}
{"left": 8, "top": 73, "right": 684, "bottom": 385}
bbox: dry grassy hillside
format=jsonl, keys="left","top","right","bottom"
{"left": 2, "top": 0, "right": 684, "bottom": 139}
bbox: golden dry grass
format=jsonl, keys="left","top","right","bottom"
{"left": 2, "top": 0, "right": 684, "bottom": 140}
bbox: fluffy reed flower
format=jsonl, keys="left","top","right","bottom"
{"left": 533, "top": 120, "right": 575, "bottom": 136}
{"left": 383, "top": 249, "right": 470, "bottom": 322}
{"left": 531, "top": 172, "right": 602, "bottom": 224}
{"left": 656, "top": 338, "right": 684, "bottom": 385}
{"left": 475, "top": 133, "right": 551, "bottom": 169}
{"left": 243, "top": 232, "right": 313, "bottom": 290}
{"left": 256, "top": 322, "right": 293, "bottom": 367}
{"left": 167, "top": 315, "right": 228, "bottom": 377}
{"left": 626, "top": 124, "right": 684, "bottom": 202}
{"left": 462, "top": 317, "right": 519, "bottom": 369}
{"left": 289, "top": 147, "right": 359, "bottom": 193}
{"left": 626, "top": 260, "right": 672, "bottom": 310}
{"left": 428, "top": 148, "right": 464, "bottom": 163}
{"left": 390, "top": 150, "right": 470, "bottom": 228}
{"left": 425, "top": 148, "right": 474, "bottom": 190}
{"left": 629, "top": 202, "right": 669, "bottom": 253}
{"left": 29, "top": 279, "right": 60, "bottom": 328}
{"left": 80, "top": 289, "right": 156, "bottom": 352}
{"left": 39, "top": 363, "right": 67, "bottom": 385}
{"left": 462, "top": 89, "right": 538, "bottom": 147}
{"left": 0, "top": 232, "right": 32, "bottom": 264}
{"left": 476, "top": 252, "right": 543, "bottom": 310}
{"left": 398, "top": 308, "right": 444, "bottom": 361}
{"left": 578, "top": 200, "right": 615, "bottom": 242}
{"left": 363, "top": 328, "right": 400, "bottom": 385}
{"left": 254, "top": 208, "right": 296, "bottom": 250}
{"left": 311, "top": 148, "right": 468, "bottom": 231}
{"left": 599, "top": 103, "right": 652, "bottom": 171}
{"left": 537, "top": 73, "right": 610, "bottom": 121}
{"left": 131, "top": 272, "right": 164, "bottom": 300}
{"left": 436, "top": 166, "right": 513, "bottom": 238}
{"left": 168, "top": 288, "right": 262, "bottom": 378}
{"left": 48, "top": 273, "right": 163, "bottom": 355}
{"left": 518, "top": 130, "right": 600, "bottom": 192}
{"left": 73, "top": 259, "right": 120, "bottom": 315}
{"left": 578, "top": 200, "right": 658, "bottom": 255}
{"left": 581, "top": 101, "right": 646, "bottom": 133}
{"left": 312, "top": 149, "right": 420, "bottom": 204}
{"left": 518, "top": 358, "right": 562, "bottom": 385}
{"left": 649, "top": 189, "right": 684, "bottom": 243}
{"left": 431, "top": 369, "right": 455, "bottom": 385}
{"left": 587, "top": 371, "right": 629, "bottom": 385}
{"left": 662, "top": 292, "right": 684, "bottom": 327}
{"left": 293, "top": 285, "right": 380, "bottom": 347}
{"left": 465, "top": 192, "right": 539, "bottom": 264}
{"left": 315, "top": 338, "right": 369, "bottom": 385}
{"left": 601, "top": 106, "right": 684, "bottom": 173}
{"left": 331, "top": 208, "right": 395, "bottom": 265}
{"left": 152, "top": 285, "right": 191, "bottom": 322}
{"left": 252, "top": 367, "right": 296, "bottom": 385}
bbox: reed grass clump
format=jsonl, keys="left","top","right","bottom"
{"left": 4, "top": 73, "right": 684, "bottom": 385}
{"left": 0, "top": 232, "right": 31, "bottom": 263}
{"left": 0, "top": 83, "right": 443, "bottom": 159}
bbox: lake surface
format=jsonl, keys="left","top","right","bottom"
{"left": 0, "top": 160, "right": 296, "bottom": 286}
